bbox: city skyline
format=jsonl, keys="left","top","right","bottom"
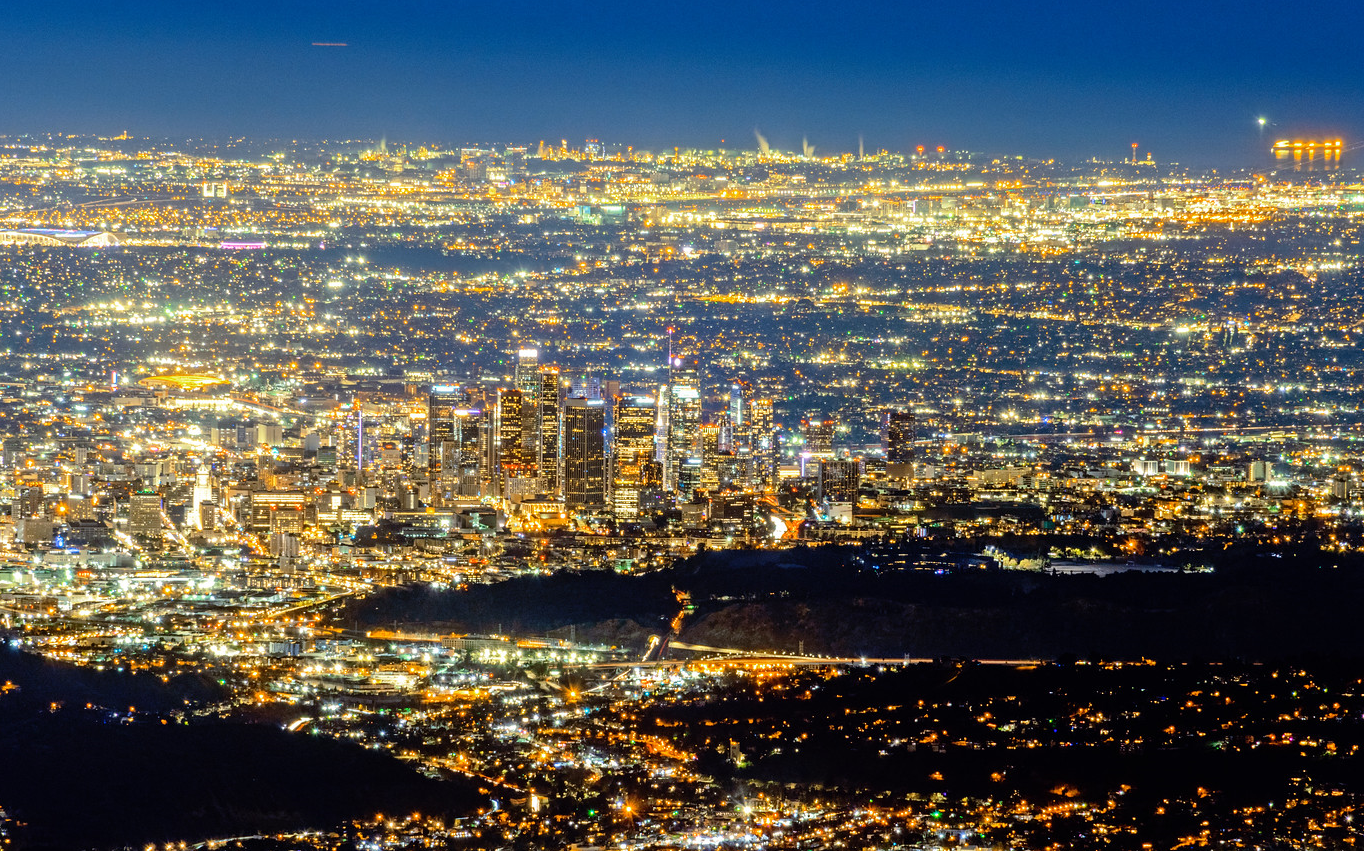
{"left": 4, "top": 20, "right": 1364, "bottom": 840}
{"left": 5, "top": 0, "right": 1364, "bottom": 164}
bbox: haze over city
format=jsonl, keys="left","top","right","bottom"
{"left": 6, "top": 0, "right": 1364, "bottom": 163}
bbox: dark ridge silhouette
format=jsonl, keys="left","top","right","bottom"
{"left": 0, "top": 643, "right": 229, "bottom": 721}
{"left": 346, "top": 542, "right": 1364, "bottom": 661}
{"left": 346, "top": 569, "right": 678, "bottom": 638}
{"left": 0, "top": 647, "right": 484, "bottom": 850}
{"left": 0, "top": 718, "right": 484, "bottom": 851}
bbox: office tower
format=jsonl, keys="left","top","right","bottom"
{"left": 664, "top": 356, "right": 702, "bottom": 491}
{"left": 666, "top": 384, "right": 701, "bottom": 490}
{"left": 255, "top": 423, "right": 284, "bottom": 448}
{"left": 563, "top": 397, "right": 606, "bottom": 509}
{"left": 334, "top": 405, "right": 367, "bottom": 474}
{"left": 569, "top": 373, "right": 601, "bottom": 400}
{"left": 498, "top": 388, "right": 526, "bottom": 469}
{"left": 715, "top": 407, "right": 756, "bottom": 493}
{"left": 611, "top": 395, "right": 657, "bottom": 518}
{"left": 351, "top": 404, "right": 395, "bottom": 475}
{"left": 698, "top": 423, "right": 728, "bottom": 494}
{"left": 715, "top": 411, "right": 734, "bottom": 453}
{"left": 128, "top": 490, "right": 163, "bottom": 538}
{"left": 191, "top": 466, "right": 214, "bottom": 530}
{"left": 639, "top": 458, "right": 664, "bottom": 512}
{"left": 805, "top": 419, "right": 835, "bottom": 457}
{"left": 600, "top": 379, "right": 621, "bottom": 403}
{"left": 448, "top": 409, "right": 488, "bottom": 497}
{"left": 727, "top": 381, "right": 751, "bottom": 452}
{"left": 749, "top": 397, "right": 775, "bottom": 491}
{"left": 538, "top": 367, "right": 561, "bottom": 496}
{"left": 514, "top": 348, "right": 540, "bottom": 396}
{"left": 499, "top": 388, "right": 539, "bottom": 497}
{"left": 817, "top": 459, "right": 861, "bottom": 504}
{"left": 709, "top": 492, "right": 758, "bottom": 533}
{"left": 248, "top": 491, "right": 309, "bottom": 532}
{"left": 885, "top": 410, "right": 915, "bottom": 480}
{"left": 515, "top": 348, "right": 541, "bottom": 470}
{"left": 1332, "top": 475, "right": 1350, "bottom": 501}
{"left": 728, "top": 382, "right": 746, "bottom": 429}
{"left": 478, "top": 410, "right": 498, "bottom": 497}
{"left": 676, "top": 455, "right": 704, "bottom": 498}
{"left": 429, "top": 386, "right": 465, "bottom": 492}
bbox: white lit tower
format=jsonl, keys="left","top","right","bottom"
{"left": 515, "top": 347, "right": 541, "bottom": 472}
{"left": 191, "top": 464, "right": 214, "bottom": 530}
{"left": 537, "top": 365, "right": 562, "bottom": 496}
{"left": 727, "top": 380, "right": 753, "bottom": 485}
{"left": 664, "top": 354, "right": 702, "bottom": 493}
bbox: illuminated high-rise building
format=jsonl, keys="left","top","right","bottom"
{"left": 515, "top": 349, "right": 541, "bottom": 469}
{"left": 128, "top": 490, "right": 163, "bottom": 539}
{"left": 666, "top": 384, "right": 701, "bottom": 489}
{"left": 429, "top": 386, "right": 466, "bottom": 491}
{"left": 804, "top": 418, "right": 835, "bottom": 458}
{"left": 639, "top": 458, "right": 664, "bottom": 509}
{"left": 444, "top": 409, "right": 488, "bottom": 498}
{"left": 563, "top": 396, "right": 606, "bottom": 509}
{"left": 499, "top": 388, "right": 537, "bottom": 496}
{"left": 817, "top": 458, "right": 861, "bottom": 504}
{"left": 715, "top": 411, "right": 734, "bottom": 453}
{"left": 885, "top": 410, "right": 915, "bottom": 480}
{"left": 698, "top": 422, "right": 723, "bottom": 494}
{"left": 514, "top": 348, "right": 540, "bottom": 395}
{"left": 749, "top": 397, "right": 775, "bottom": 491}
{"left": 676, "top": 455, "right": 704, "bottom": 499}
{"left": 728, "top": 381, "right": 749, "bottom": 436}
{"left": 498, "top": 388, "right": 525, "bottom": 468}
{"left": 191, "top": 465, "right": 214, "bottom": 530}
{"left": 664, "top": 356, "right": 702, "bottom": 491}
{"left": 611, "top": 395, "right": 657, "bottom": 517}
{"left": 334, "top": 404, "right": 368, "bottom": 476}
{"left": 537, "top": 366, "right": 561, "bottom": 496}
{"left": 569, "top": 373, "right": 601, "bottom": 400}
{"left": 725, "top": 383, "right": 751, "bottom": 478}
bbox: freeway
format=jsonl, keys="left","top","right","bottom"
{"left": 587, "top": 654, "right": 1045, "bottom": 670}
{"left": 0, "top": 601, "right": 103, "bottom": 626}
{"left": 989, "top": 422, "right": 1359, "bottom": 442}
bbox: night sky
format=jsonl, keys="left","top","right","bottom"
{"left": 5, "top": 0, "right": 1363, "bottom": 164}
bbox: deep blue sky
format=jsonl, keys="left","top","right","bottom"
{"left": 5, "top": 0, "right": 1363, "bottom": 164}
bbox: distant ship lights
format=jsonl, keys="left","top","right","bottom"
{"left": 1272, "top": 138, "right": 1345, "bottom": 170}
